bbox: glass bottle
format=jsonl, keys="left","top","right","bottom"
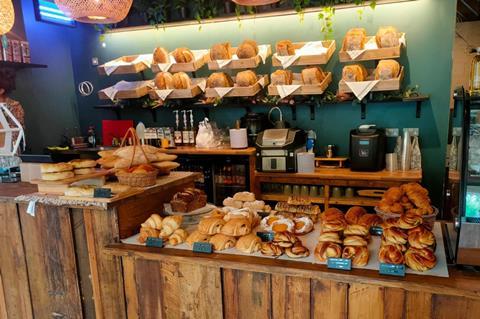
{"left": 470, "top": 47, "right": 480, "bottom": 95}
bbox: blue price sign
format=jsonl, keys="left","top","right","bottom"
{"left": 257, "top": 231, "right": 274, "bottom": 242}
{"left": 94, "top": 188, "right": 112, "bottom": 198}
{"left": 370, "top": 226, "right": 383, "bottom": 236}
{"left": 327, "top": 258, "right": 352, "bottom": 271}
{"left": 193, "top": 242, "right": 213, "bottom": 254}
{"left": 379, "top": 263, "right": 405, "bottom": 277}
{"left": 145, "top": 237, "right": 163, "bottom": 248}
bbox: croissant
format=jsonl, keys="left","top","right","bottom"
{"left": 345, "top": 206, "right": 367, "bottom": 225}
{"left": 293, "top": 217, "right": 314, "bottom": 235}
{"left": 210, "top": 42, "right": 231, "bottom": 60}
{"left": 405, "top": 247, "right": 437, "bottom": 271}
{"left": 198, "top": 217, "right": 225, "bottom": 235}
{"left": 344, "top": 224, "right": 369, "bottom": 237}
{"left": 186, "top": 230, "right": 211, "bottom": 246}
{"left": 397, "top": 211, "right": 423, "bottom": 230}
{"left": 209, "top": 233, "right": 236, "bottom": 251}
{"left": 273, "top": 231, "right": 298, "bottom": 248}
{"left": 318, "top": 231, "right": 343, "bottom": 244}
{"left": 260, "top": 242, "right": 284, "bottom": 257}
{"left": 358, "top": 214, "right": 383, "bottom": 228}
{"left": 408, "top": 226, "right": 435, "bottom": 249}
{"left": 138, "top": 227, "right": 159, "bottom": 243}
{"left": 314, "top": 242, "right": 342, "bottom": 262}
{"left": 160, "top": 215, "right": 183, "bottom": 237}
{"left": 342, "top": 246, "right": 369, "bottom": 267}
{"left": 285, "top": 241, "right": 310, "bottom": 258}
{"left": 221, "top": 217, "right": 251, "bottom": 237}
{"left": 382, "top": 227, "right": 408, "bottom": 245}
{"left": 236, "top": 233, "right": 261, "bottom": 254}
{"left": 378, "top": 244, "right": 405, "bottom": 265}
{"left": 168, "top": 229, "right": 188, "bottom": 246}
{"left": 141, "top": 213, "right": 163, "bottom": 230}
{"left": 343, "top": 235, "right": 368, "bottom": 247}
{"left": 384, "top": 187, "right": 404, "bottom": 202}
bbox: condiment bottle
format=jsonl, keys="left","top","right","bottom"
{"left": 181, "top": 110, "right": 189, "bottom": 146}
{"left": 173, "top": 110, "right": 182, "bottom": 146}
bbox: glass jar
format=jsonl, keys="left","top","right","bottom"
{"left": 470, "top": 47, "right": 480, "bottom": 96}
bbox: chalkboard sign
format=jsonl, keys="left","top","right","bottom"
{"left": 379, "top": 263, "right": 405, "bottom": 277}
{"left": 370, "top": 226, "right": 383, "bottom": 236}
{"left": 257, "top": 231, "right": 274, "bottom": 242}
{"left": 327, "top": 258, "right": 352, "bottom": 271}
{"left": 193, "top": 242, "right": 213, "bottom": 254}
{"left": 94, "top": 188, "right": 112, "bottom": 198}
{"left": 145, "top": 237, "right": 164, "bottom": 248}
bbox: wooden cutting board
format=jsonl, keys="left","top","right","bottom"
{"left": 31, "top": 170, "right": 110, "bottom": 195}
{"left": 59, "top": 187, "right": 144, "bottom": 203}
{"left": 357, "top": 189, "right": 386, "bottom": 198}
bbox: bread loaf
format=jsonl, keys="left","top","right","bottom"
{"left": 276, "top": 40, "right": 295, "bottom": 56}
{"left": 170, "top": 188, "right": 207, "bottom": 213}
{"left": 42, "top": 171, "right": 74, "bottom": 181}
{"left": 342, "top": 64, "right": 368, "bottom": 82}
{"left": 374, "top": 59, "right": 400, "bottom": 80}
{"left": 172, "top": 47, "right": 194, "bottom": 63}
{"left": 40, "top": 163, "right": 73, "bottom": 173}
{"left": 64, "top": 186, "right": 95, "bottom": 197}
{"left": 172, "top": 72, "right": 192, "bottom": 89}
{"left": 376, "top": 26, "right": 400, "bottom": 48}
{"left": 69, "top": 159, "right": 97, "bottom": 169}
{"left": 271, "top": 70, "right": 293, "bottom": 85}
{"left": 236, "top": 39, "right": 258, "bottom": 59}
{"left": 236, "top": 70, "right": 257, "bottom": 87}
{"left": 153, "top": 47, "right": 170, "bottom": 64}
{"left": 207, "top": 72, "right": 234, "bottom": 88}
{"left": 342, "top": 28, "right": 367, "bottom": 51}
{"left": 154, "top": 72, "right": 175, "bottom": 89}
{"left": 301, "top": 67, "right": 325, "bottom": 85}
{"left": 74, "top": 168, "right": 96, "bottom": 175}
{"left": 210, "top": 42, "right": 232, "bottom": 60}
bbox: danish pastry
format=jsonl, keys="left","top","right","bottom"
{"left": 271, "top": 218, "right": 295, "bottom": 233}
{"left": 345, "top": 206, "right": 367, "bottom": 225}
{"left": 318, "top": 231, "right": 342, "bottom": 244}
{"left": 382, "top": 227, "right": 408, "bottom": 245}
{"left": 138, "top": 227, "right": 159, "bottom": 243}
{"left": 221, "top": 217, "right": 252, "bottom": 237}
{"left": 198, "top": 217, "right": 225, "bottom": 235}
{"left": 408, "top": 226, "right": 435, "bottom": 249}
{"left": 186, "top": 230, "right": 211, "bottom": 246}
{"left": 342, "top": 246, "right": 369, "bottom": 267}
{"left": 344, "top": 224, "right": 369, "bottom": 237}
{"left": 382, "top": 218, "right": 399, "bottom": 229}
{"left": 293, "top": 216, "right": 314, "bottom": 235}
{"left": 405, "top": 247, "right": 437, "bottom": 271}
{"left": 260, "top": 242, "right": 284, "bottom": 257}
{"left": 378, "top": 244, "right": 405, "bottom": 265}
{"left": 261, "top": 215, "right": 285, "bottom": 232}
{"left": 168, "top": 229, "right": 188, "bottom": 246}
{"left": 236, "top": 233, "right": 261, "bottom": 254}
{"left": 397, "top": 211, "right": 423, "bottom": 230}
{"left": 343, "top": 235, "right": 368, "bottom": 247}
{"left": 314, "top": 242, "right": 342, "bottom": 262}
{"left": 273, "top": 231, "right": 298, "bottom": 248}
{"left": 285, "top": 241, "right": 310, "bottom": 258}
{"left": 209, "top": 233, "right": 237, "bottom": 251}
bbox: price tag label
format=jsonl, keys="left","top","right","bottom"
{"left": 257, "top": 231, "right": 274, "bottom": 242}
{"left": 193, "top": 242, "right": 213, "bottom": 254}
{"left": 327, "top": 258, "right": 352, "bottom": 271}
{"left": 94, "top": 188, "right": 112, "bottom": 198}
{"left": 379, "top": 263, "right": 405, "bottom": 277}
{"left": 370, "top": 226, "right": 383, "bottom": 236}
{"left": 145, "top": 237, "right": 163, "bottom": 248}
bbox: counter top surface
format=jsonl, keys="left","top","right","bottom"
{"left": 162, "top": 146, "right": 256, "bottom": 156}
{"left": 0, "top": 182, "right": 38, "bottom": 200}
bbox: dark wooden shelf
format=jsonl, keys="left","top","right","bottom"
{"left": 0, "top": 61, "right": 48, "bottom": 70}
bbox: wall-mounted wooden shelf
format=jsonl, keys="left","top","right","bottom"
{"left": 0, "top": 61, "right": 47, "bottom": 70}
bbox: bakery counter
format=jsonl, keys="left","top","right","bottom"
{"left": 162, "top": 146, "right": 256, "bottom": 156}
{"left": 0, "top": 181, "right": 37, "bottom": 200}
{"left": 104, "top": 240, "right": 480, "bottom": 319}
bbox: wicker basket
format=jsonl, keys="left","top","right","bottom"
{"left": 116, "top": 170, "right": 158, "bottom": 187}
{"left": 374, "top": 206, "right": 439, "bottom": 229}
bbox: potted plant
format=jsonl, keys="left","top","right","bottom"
{"left": 133, "top": 0, "right": 171, "bottom": 26}
{"left": 174, "top": 0, "right": 189, "bottom": 20}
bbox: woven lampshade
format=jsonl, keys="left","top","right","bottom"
{"left": 0, "top": 0, "right": 15, "bottom": 35}
{"left": 54, "top": 0, "right": 133, "bottom": 24}
{"left": 232, "top": 0, "right": 279, "bottom": 6}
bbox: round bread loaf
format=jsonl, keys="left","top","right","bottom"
{"left": 172, "top": 47, "right": 194, "bottom": 63}
{"left": 40, "top": 163, "right": 73, "bottom": 173}
{"left": 69, "top": 159, "right": 97, "bottom": 169}
{"left": 42, "top": 171, "right": 75, "bottom": 181}
{"left": 74, "top": 168, "right": 96, "bottom": 175}
{"left": 236, "top": 70, "right": 257, "bottom": 87}
{"left": 210, "top": 42, "right": 232, "bottom": 60}
{"left": 236, "top": 39, "right": 258, "bottom": 59}
{"left": 154, "top": 72, "right": 175, "bottom": 90}
{"left": 153, "top": 47, "right": 170, "bottom": 64}
{"left": 172, "top": 72, "right": 192, "bottom": 89}
{"left": 271, "top": 70, "right": 293, "bottom": 85}
{"left": 207, "top": 72, "right": 234, "bottom": 88}
{"left": 64, "top": 186, "right": 95, "bottom": 197}
{"left": 275, "top": 40, "right": 295, "bottom": 56}
{"left": 301, "top": 67, "right": 325, "bottom": 85}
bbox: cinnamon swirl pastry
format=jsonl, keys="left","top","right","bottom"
{"left": 382, "top": 218, "right": 399, "bottom": 229}
{"left": 273, "top": 231, "right": 298, "bottom": 248}
{"left": 345, "top": 206, "right": 367, "bottom": 224}
{"left": 343, "top": 235, "right": 368, "bottom": 247}
{"left": 378, "top": 244, "right": 405, "bottom": 265}
{"left": 380, "top": 239, "right": 407, "bottom": 252}
{"left": 358, "top": 214, "right": 383, "bottom": 228}
{"left": 344, "top": 224, "right": 369, "bottom": 236}
{"left": 314, "top": 242, "right": 342, "bottom": 262}
{"left": 397, "top": 211, "right": 423, "bottom": 230}
{"left": 318, "top": 232, "right": 343, "bottom": 244}
{"left": 285, "top": 241, "right": 310, "bottom": 258}
{"left": 404, "top": 247, "right": 437, "bottom": 271}
{"left": 382, "top": 227, "right": 408, "bottom": 245}
{"left": 260, "top": 242, "right": 284, "bottom": 257}
{"left": 408, "top": 226, "right": 436, "bottom": 249}
{"left": 342, "top": 246, "right": 369, "bottom": 267}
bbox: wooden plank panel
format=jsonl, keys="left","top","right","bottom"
{"left": 223, "top": 269, "right": 271, "bottom": 319}
{"left": 136, "top": 259, "right": 163, "bottom": 319}
{"left": 405, "top": 291, "right": 432, "bottom": 319}
{"left": 311, "top": 279, "right": 347, "bottom": 319}
{"left": 466, "top": 299, "right": 480, "bottom": 319}
{"left": 348, "top": 283, "right": 384, "bottom": 319}
{"left": 0, "top": 273, "right": 8, "bottom": 319}
{"left": 19, "top": 204, "right": 82, "bottom": 319}
{"left": 0, "top": 202, "right": 33, "bottom": 319}
{"left": 432, "top": 295, "right": 467, "bottom": 319}
{"left": 383, "top": 287, "right": 406, "bottom": 319}
{"left": 84, "top": 209, "right": 126, "bottom": 319}
{"left": 271, "top": 275, "right": 310, "bottom": 319}
{"left": 123, "top": 257, "right": 140, "bottom": 319}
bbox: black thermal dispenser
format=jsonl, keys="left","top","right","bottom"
{"left": 349, "top": 125, "right": 386, "bottom": 171}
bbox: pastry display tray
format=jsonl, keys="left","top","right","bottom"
{"left": 122, "top": 222, "right": 449, "bottom": 278}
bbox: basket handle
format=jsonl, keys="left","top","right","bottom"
{"left": 119, "top": 128, "right": 150, "bottom": 169}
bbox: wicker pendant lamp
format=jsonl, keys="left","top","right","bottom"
{"left": 232, "top": 0, "right": 279, "bottom": 6}
{"left": 54, "top": 0, "right": 133, "bottom": 24}
{"left": 0, "top": 0, "right": 15, "bottom": 35}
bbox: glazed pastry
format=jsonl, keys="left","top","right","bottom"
{"left": 345, "top": 206, "right": 367, "bottom": 225}
{"left": 242, "top": 200, "right": 265, "bottom": 211}
{"left": 382, "top": 218, "right": 399, "bottom": 229}
{"left": 382, "top": 227, "right": 408, "bottom": 245}
{"left": 287, "top": 196, "right": 312, "bottom": 205}
{"left": 141, "top": 214, "right": 163, "bottom": 230}
{"left": 233, "top": 191, "right": 256, "bottom": 202}
{"left": 342, "top": 64, "right": 368, "bottom": 82}
{"left": 321, "top": 207, "right": 344, "bottom": 221}
{"left": 276, "top": 39, "right": 295, "bottom": 56}
{"left": 397, "top": 211, "right": 423, "bottom": 230}
{"left": 358, "top": 214, "right": 383, "bottom": 228}
{"left": 293, "top": 216, "right": 314, "bottom": 235}
{"left": 271, "top": 218, "right": 295, "bottom": 233}
{"left": 378, "top": 199, "right": 404, "bottom": 215}
{"left": 301, "top": 67, "right": 326, "bottom": 85}
{"left": 273, "top": 231, "right": 298, "bottom": 248}
{"left": 209, "top": 233, "right": 236, "bottom": 251}
{"left": 138, "top": 227, "right": 159, "bottom": 243}
{"left": 207, "top": 72, "right": 234, "bottom": 88}
{"left": 172, "top": 72, "right": 192, "bottom": 89}
{"left": 223, "top": 197, "right": 243, "bottom": 209}
{"left": 198, "top": 217, "right": 225, "bottom": 235}
{"left": 210, "top": 42, "right": 232, "bottom": 60}
{"left": 342, "top": 246, "right": 369, "bottom": 267}
{"left": 236, "top": 70, "right": 257, "bottom": 87}
{"left": 378, "top": 244, "right": 405, "bottom": 265}
{"left": 221, "top": 217, "right": 252, "bottom": 237}
{"left": 342, "top": 28, "right": 367, "bottom": 51}
{"left": 344, "top": 224, "right": 369, "bottom": 237}
{"left": 224, "top": 208, "right": 256, "bottom": 225}
{"left": 270, "top": 69, "right": 293, "bottom": 85}
{"left": 375, "top": 59, "right": 401, "bottom": 80}
{"left": 380, "top": 240, "right": 407, "bottom": 252}
{"left": 318, "top": 231, "right": 343, "bottom": 244}
{"left": 153, "top": 47, "right": 170, "bottom": 64}
{"left": 314, "top": 242, "right": 342, "bottom": 262}
{"left": 206, "top": 209, "right": 226, "bottom": 219}
{"left": 236, "top": 39, "right": 258, "bottom": 59}
{"left": 154, "top": 72, "right": 175, "bottom": 89}
{"left": 285, "top": 241, "right": 310, "bottom": 258}
{"left": 408, "top": 226, "right": 435, "bottom": 249}
{"left": 384, "top": 186, "right": 404, "bottom": 202}
{"left": 376, "top": 26, "right": 400, "bottom": 48}
{"left": 404, "top": 247, "right": 437, "bottom": 271}
{"left": 261, "top": 215, "right": 285, "bottom": 232}
{"left": 402, "top": 183, "right": 433, "bottom": 214}
{"left": 260, "top": 242, "right": 284, "bottom": 257}
{"left": 321, "top": 218, "right": 347, "bottom": 233}
{"left": 275, "top": 203, "right": 321, "bottom": 215}
{"left": 172, "top": 47, "right": 194, "bottom": 63}
{"left": 168, "top": 229, "right": 188, "bottom": 246}
{"left": 400, "top": 195, "right": 415, "bottom": 210}
{"left": 343, "top": 235, "right": 368, "bottom": 247}
{"left": 236, "top": 233, "right": 261, "bottom": 253}
{"left": 186, "top": 230, "right": 211, "bottom": 246}
{"left": 160, "top": 215, "right": 183, "bottom": 237}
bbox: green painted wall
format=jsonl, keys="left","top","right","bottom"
{"left": 72, "top": 0, "right": 456, "bottom": 207}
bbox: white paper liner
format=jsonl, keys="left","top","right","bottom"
{"left": 344, "top": 80, "right": 379, "bottom": 101}
{"left": 155, "top": 89, "right": 174, "bottom": 101}
{"left": 100, "top": 80, "right": 152, "bottom": 101}
{"left": 276, "top": 85, "right": 301, "bottom": 98}
{"left": 257, "top": 76, "right": 267, "bottom": 88}
{"left": 257, "top": 45, "right": 270, "bottom": 64}
{"left": 122, "top": 222, "right": 448, "bottom": 278}
{"left": 103, "top": 54, "right": 152, "bottom": 76}
{"left": 197, "top": 79, "right": 207, "bottom": 92}
{"left": 273, "top": 54, "right": 300, "bottom": 69}
{"left": 274, "top": 41, "right": 328, "bottom": 69}
{"left": 155, "top": 56, "right": 176, "bottom": 72}
{"left": 214, "top": 87, "right": 234, "bottom": 98}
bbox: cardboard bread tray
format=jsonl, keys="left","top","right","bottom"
{"left": 207, "top": 45, "right": 271, "bottom": 70}
{"left": 98, "top": 55, "right": 150, "bottom": 75}
{"left": 98, "top": 80, "right": 152, "bottom": 100}
{"left": 338, "top": 67, "right": 404, "bottom": 93}
{"left": 338, "top": 34, "right": 405, "bottom": 62}
{"left": 272, "top": 40, "right": 336, "bottom": 67}
{"left": 267, "top": 72, "right": 332, "bottom": 96}
{"left": 151, "top": 50, "right": 208, "bottom": 73}
{"left": 205, "top": 75, "right": 269, "bottom": 98}
{"left": 149, "top": 78, "right": 206, "bottom": 100}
